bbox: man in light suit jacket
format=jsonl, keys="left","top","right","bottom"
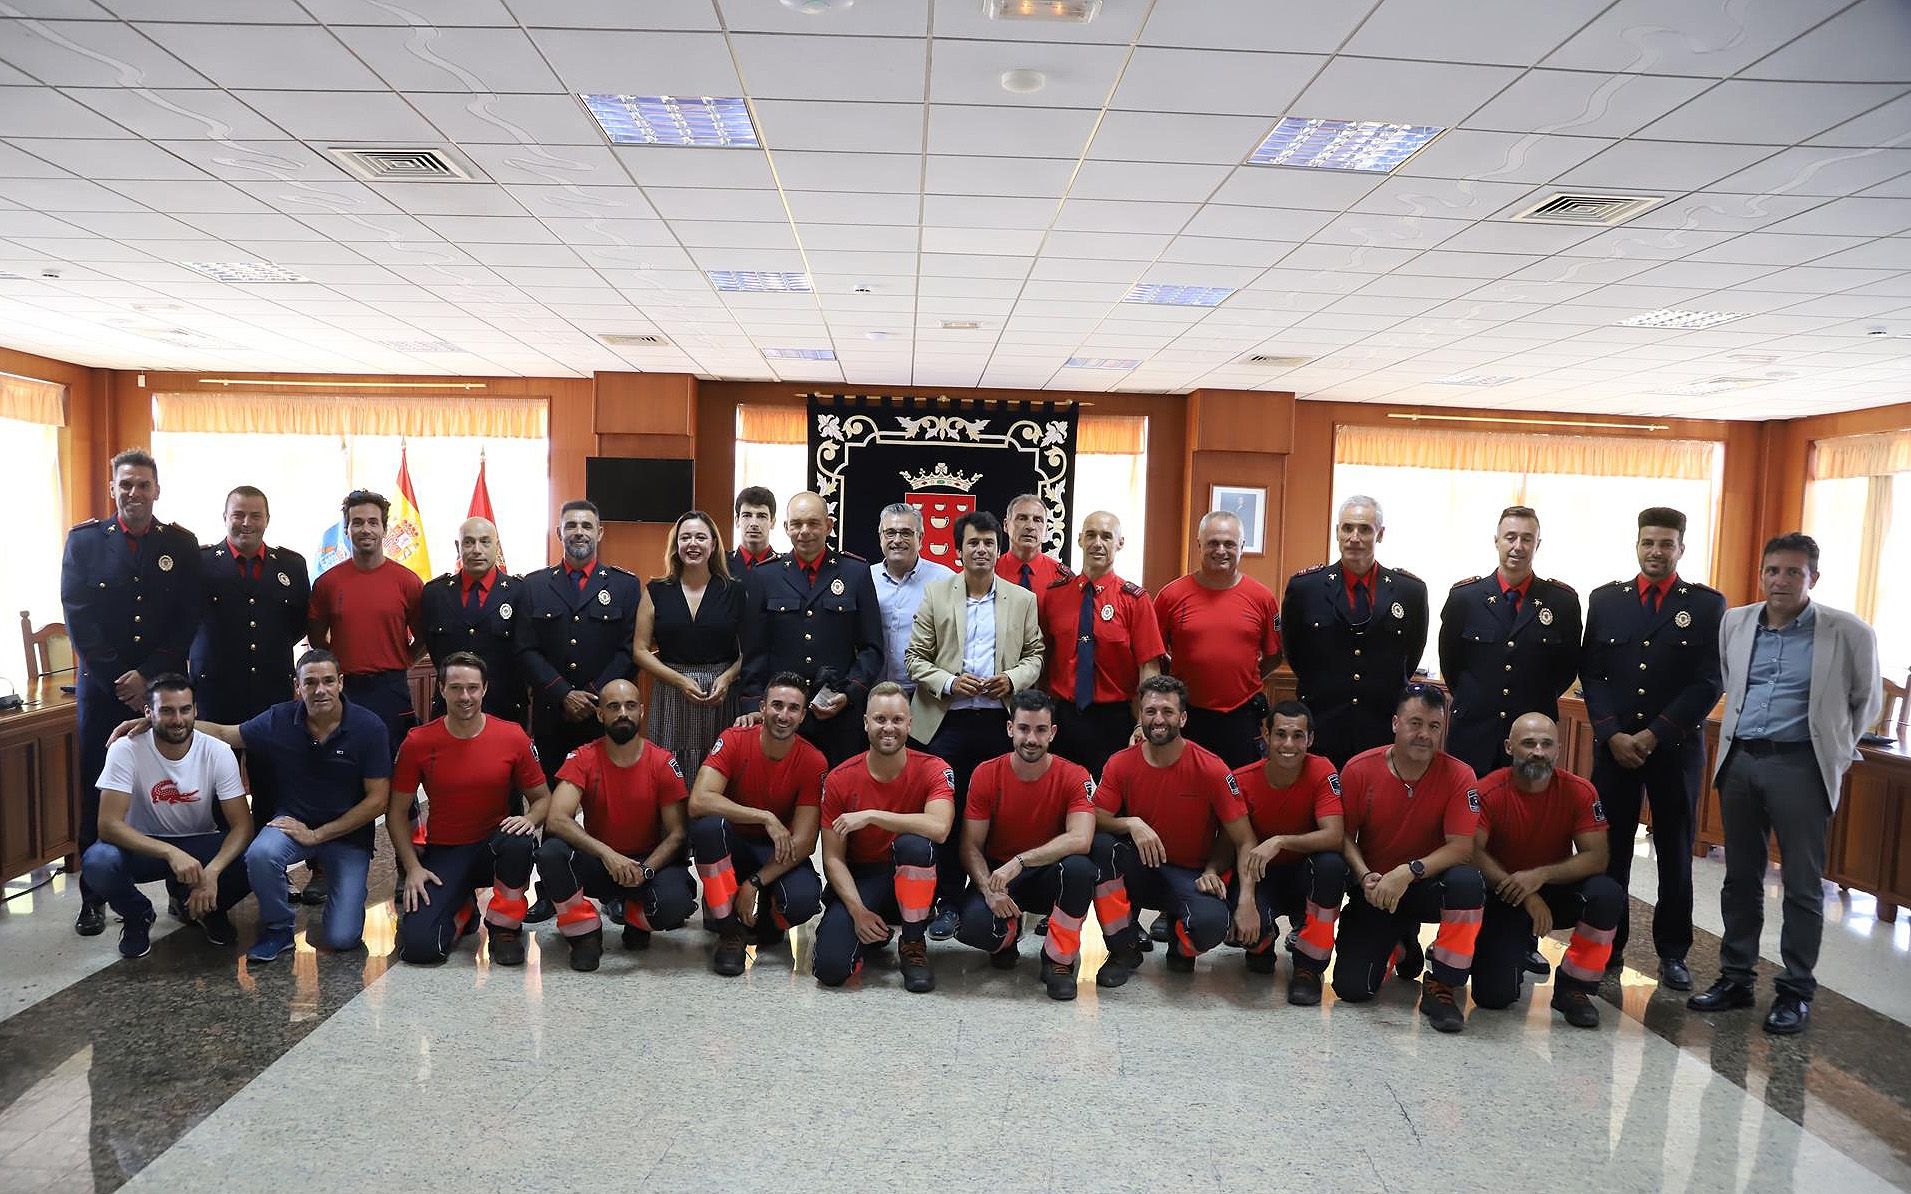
{"left": 904, "top": 510, "right": 1045, "bottom": 937}
{"left": 1688, "top": 532, "right": 1882, "bottom": 1035}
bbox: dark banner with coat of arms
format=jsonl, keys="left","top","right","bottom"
{"left": 807, "top": 395, "right": 1080, "bottom": 568}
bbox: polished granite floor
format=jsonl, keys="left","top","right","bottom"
{"left": 2, "top": 836, "right": 1907, "bottom": 1194}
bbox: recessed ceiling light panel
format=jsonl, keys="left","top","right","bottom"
{"left": 1248, "top": 117, "right": 1444, "bottom": 173}
{"left": 709, "top": 270, "right": 811, "bottom": 292}
{"left": 987, "top": 0, "right": 1101, "bottom": 21}
{"left": 1124, "top": 283, "right": 1233, "bottom": 308}
{"left": 762, "top": 347, "right": 836, "bottom": 360}
{"left": 181, "top": 261, "right": 311, "bottom": 283}
{"left": 1618, "top": 309, "right": 1749, "bottom": 330}
{"left": 376, "top": 339, "right": 462, "bottom": 353}
{"left": 1433, "top": 374, "right": 1517, "bottom": 387}
{"left": 582, "top": 95, "right": 759, "bottom": 148}
{"left": 1065, "top": 357, "right": 1139, "bottom": 369}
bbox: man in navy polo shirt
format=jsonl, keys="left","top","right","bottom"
{"left": 125, "top": 649, "right": 393, "bottom": 962}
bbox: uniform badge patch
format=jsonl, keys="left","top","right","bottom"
{"left": 1100, "top": 603, "right": 1114, "bottom": 621}
{"left": 830, "top": 578, "right": 846, "bottom": 596}
{"left": 942, "top": 768, "right": 956, "bottom": 791}
{"left": 1224, "top": 773, "right": 1241, "bottom": 796}
{"left": 1391, "top": 601, "right": 1405, "bottom": 619}
{"left": 1538, "top": 607, "right": 1554, "bottom": 625}
{"left": 277, "top": 571, "right": 291, "bottom": 586}
{"left": 597, "top": 588, "right": 611, "bottom": 605}
{"left": 667, "top": 757, "right": 684, "bottom": 779}
{"left": 1591, "top": 799, "right": 1606, "bottom": 824}
{"left": 1466, "top": 788, "right": 1481, "bottom": 813}
{"left": 1674, "top": 610, "right": 1691, "bottom": 628}
{"left": 499, "top": 603, "right": 513, "bottom": 620}
{"left": 1328, "top": 773, "right": 1342, "bottom": 796}
{"left": 709, "top": 735, "right": 724, "bottom": 756}
{"left": 157, "top": 554, "right": 174, "bottom": 572}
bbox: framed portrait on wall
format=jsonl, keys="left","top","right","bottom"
{"left": 1210, "top": 484, "right": 1267, "bottom": 555}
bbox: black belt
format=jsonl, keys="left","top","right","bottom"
{"left": 1735, "top": 737, "right": 1813, "bottom": 757}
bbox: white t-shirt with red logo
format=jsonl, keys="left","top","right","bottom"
{"left": 96, "top": 731, "right": 246, "bottom": 838}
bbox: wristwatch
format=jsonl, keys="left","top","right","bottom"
{"left": 637, "top": 861, "right": 655, "bottom": 884}
{"left": 1408, "top": 859, "right": 1427, "bottom": 880}
{"left": 746, "top": 873, "right": 766, "bottom": 891}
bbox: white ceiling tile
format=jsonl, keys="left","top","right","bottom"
{"left": 1753, "top": 266, "right": 1903, "bottom": 294}
{"left": 1161, "top": 236, "right": 1298, "bottom": 268}
{"left": 135, "top": 23, "right": 387, "bottom": 90}
{"left": 1179, "top": 204, "right": 1335, "bottom": 241}
{"left": 295, "top": 213, "right": 436, "bottom": 239}
{"left": 922, "top": 194, "right": 1056, "bottom": 229}
{"left": 1805, "top": 240, "right": 1911, "bottom": 270}
{"left": 416, "top": 214, "right": 556, "bottom": 243}
{"left": 1812, "top": 93, "right": 1911, "bottom": 149}
{"left": 732, "top": 35, "right": 924, "bottom": 103}
{"left": 1559, "top": 226, "right": 1740, "bottom": 260}
{"left": 1625, "top": 192, "right": 1828, "bottom": 233}
{"left": 1394, "top": 250, "right": 1544, "bottom": 279}
{"left": 367, "top": 182, "right": 525, "bottom": 217}
{"left": 1043, "top": 230, "right": 1172, "bottom": 260}
{"left": 1709, "top": 146, "right": 1911, "bottom": 199}
{"left": 1053, "top": 198, "right": 1196, "bottom": 235}
{"left": 754, "top": 100, "right": 922, "bottom": 154}
{"left": 0, "top": 19, "right": 207, "bottom": 87}
{"left": 785, "top": 191, "right": 920, "bottom": 226}
{"left": 1760, "top": 197, "right": 1911, "bottom": 237}
{"left": 1280, "top": 242, "right": 1418, "bottom": 273}
{"left": 156, "top": 139, "right": 353, "bottom": 183}
{"left": 1465, "top": 71, "right": 1711, "bottom": 137}
{"left": 1312, "top": 212, "right": 1469, "bottom": 250}
{"left": 1543, "top": 0, "right": 1850, "bottom": 77}
{"left": 777, "top": 151, "right": 923, "bottom": 194}
{"left": 929, "top": 37, "right": 1126, "bottom": 109}
{"left": 927, "top": 105, "right": 1098, "bottom": 160}
{"left": 1434, "top": 220, "right": 1602, "bottom": 254}
{"left": 923, "top": 154, "right": 1070, "bottom": 198}
{"left": 1394, "top": 130, "right": 1613, "bottom": 185}
{"left": 1743, "top": 0, "right": 1911, "bottom": 83}
{"left": 0, "top": 141, "right": 74, "bottom": 177}
{"left": 1142, "top": 0, "right": 1377, "bottom": 54}
{"left": 1292, "top": 57, "right": 1522, "bottom": 127}
{"left": 457, "top": 142, "right": 626, "bottom": 186}
{"left": 1351, "top": 176, "right": 1535, "bottom": 220}
{"left": 1086, "top": 111, "right": 1271, "bottom": 165}
{"left": 301, "top": 0, "right": 517, "bottom": 23}
{"left": 2, "top": 137, "right": 205, "bottom": 180}
{"left": 802, "top": 249, "right": 919, "bottom": 275}
{"left": 1070, "top": 159, "right": 1227, "bottom": 203}
{"left": 499, "top": 185, "right": 651, "bottom": 219}
{"left": 1557, "top": 139, "right": 1779, "bottom": 193}
{"left": 0, "top": 176, "right": 144, "bottom": 210}
{"left": 1641, "top": 81, "right": 1906, "bottom": 145}
{"left": 0, "top": 210, "right": 87, "bottom": 237}
{"left": 613, "top": 146, "right": 774, "bottom": 189}
{"left": 647, "top": 186, "right": 789, "bottom": 223}
{"left": 1112, "top": 47, "right": 1319, "bottom": 116}
{"left": 408, "top": 93, "right": 603, "bottom": 145}
{"left": 1028, "top": 257, "right": 1144, "bottom": 283}
{"left": 1348, "top": 0, "right": 1611, "bottom": 65}
{"left": 1209, "top": 166, "right": 1385, "bottom": 211}
{"left": 230, "top": 90, "right": 443, "bottom": 142}
{"left": 58, "top": 87, "right": 289, "bottom": 139}
{"left": 0, "top": 85, "right": 138, "bottom": 136}
{"left": 671, "top": 220, "right": 797, "bottom": 249}
{"left": 528, "top": 29, "right": 740, "bottom": 95}
{"left": 1685, "top": 232, "right": 1871, "bottom": 265}
{"left": 920, "top": 226, "right": 1046, "bottom": 256}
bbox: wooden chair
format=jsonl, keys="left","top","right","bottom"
{"left": 19, "top": 610, "right": 74, "bottom": 682}
{"left": 1877, "top": 671, "right": 1908, "bottom": 736}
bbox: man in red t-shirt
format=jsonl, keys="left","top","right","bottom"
{"left": 1228, "top": 700, "right": 1347, "bottom": 1006}
{"left": 387, "top": 652, "right": 549, "bottom": 966}
{"left": 309, "top": 489, "right": 424, "bottom": 761}
{"left": 812, "top": 682, "right": 956, "bottom": 994}
{"left": 688, "top": 671, "right": 828, "bottom": 976}
{"left": 1089, "top": 675, "right": 1255, "bottom": 987}
{"left": 1156, "top": 510, "right": 1283, "bottom": 768}
{"left": 533, "top": 678, "right": 695, "bottom": 971}
{"left": 1473, "top": 713, "right": 1621, "bottom": 1028}
{"left": 1333, "top": 685, "right": 1485, "bottom": 1033}
{"left": 955, "top": 689, "right": 1097, "bottom": 1001}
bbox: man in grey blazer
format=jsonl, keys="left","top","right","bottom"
{"left": 904, "top": 510, "right": 1045, "bottom": 937}
{"left": 1688, "top": 532, "right": 1882, "bottom": 1035}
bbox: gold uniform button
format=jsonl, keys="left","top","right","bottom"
{"left": 1641, "top": 640, "right": 1651, "bottom": 648}
{"left": 1639, "top": 662, "right": 1647, "bottom": 670}
{"left": 249, "top": 620, "right": 257, "bottom": 628}
{"left": 1353, "top": 649, "right": 1362, "bottom": 657}
{"left": 1504, "top": 664, "right": 1512, "bottom": 672}
{"left": 1352, "top": 673, "right": 1360, "bottom": 681}
{"left": 133, "top": 635, "right": 142, "bottom": 643}
{"left": 248, "top": 597, "right": 257, "bottom": 605}
{"left": 1499, "top": 711, "right": 1508, "bottom": 719}
{"left": 570, "top": 638, "right": 578, "bottom": 646}
{"left": 1351, "top": 698, "right": 1359, "bottom": 706}
{"left": 804, "top": 633, "right": 812, "bottom": 641}
{"left": 1502, "top": 688, "right": 1510, "bottom": 696}
{"left": 1505, "top": 640, "right": 1515, "bottom": 648}
{"left": 133, "top": 615, "right": 141, "bottom": 622}
{"left": 1637, "top": 688, "right": 1647, "bottom": 695}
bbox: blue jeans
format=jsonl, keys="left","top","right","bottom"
{"left": 81, "top": 833, "right": 252, "bottom": 922}
{"left": 244, "top": 826, "right": 372, "bottom": 950}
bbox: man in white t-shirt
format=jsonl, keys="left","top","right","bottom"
{"left": 83, "top": 673, "right": 253, "bottom": 959}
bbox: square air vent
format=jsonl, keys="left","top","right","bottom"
{"left": 1511, "top": 192, "right": 1662, "bottom": 226}
{"left": 325, "top": 145, "right": 481, "bottom": 183}
{"left": 1243, "top": 354, "right": 1311, "bottom": 367}
{"left": 376, "top": 340, "right": 461, "bottom": 353}
{"left": 599, "top": 333, "right": 668, "bottom": 347}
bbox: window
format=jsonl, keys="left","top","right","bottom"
{"left": 733, "top": 405, "right": 1147, "bottom": 569}
{"left": 1332, "top": 424, "right": 1724, "bottom": 674}
{"left": 1, "top": 372, "right": 66, "bottom": 690}
{"left": 1803, "top": 431, "right": 1911, "bottom": 676}
{"left": 150, "top": 394, "right": 550, "bottom": 585}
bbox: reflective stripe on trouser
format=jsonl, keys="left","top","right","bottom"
{"left": 1233, "top": 852, "right": 1346, "bottom": 971}
{"left": 954, "top": 855, "right": 1096, "bottom": 965}
{"left": 1472, "top": 876, "right": 1624, "bottom": 1007}
{"left": 554, "top": 890, "right": 601, "bottom": 937}
{"left": 398, "top": 831, "right": 537, "bottom": 964}
{"left": 814, "top": 862, "right": 903, "bottom": 986}
{"left": 1089, "top": 831, "right": 1135, "bottom": 943}
{"left": 1330, "top": 865, "right": 1486, "bottom": 1001}
{"left": 688, "top": 815, "right": 823, "bottom": 930}
{"left": 1094, "top": 832, "right": 1231, "bottom": 955}
{"left": 1560, "top": 921, "right": 1617, "bottom": 985}
{"left": 531, "top": 837, "right": 698, "bottom": 932}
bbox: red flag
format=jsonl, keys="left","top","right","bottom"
{"left": 468, "top": 451, "right": 504, "bottom": 572}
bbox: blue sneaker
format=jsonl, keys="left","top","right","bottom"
{"left": 118, "top": 910, "right": 156, "bottom": 959}
{"left": 247, "top": 928, "right": 296, "bottom": 964}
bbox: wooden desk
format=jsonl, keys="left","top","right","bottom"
{"left": 0, "top": 675, "right": 79, "bottom": 882}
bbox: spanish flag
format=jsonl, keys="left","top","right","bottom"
{"left": 468, "top": 450, "right": 503, "bottom": 572}
{"left": 385, "top": 443, "right": 433, "bottom": 582}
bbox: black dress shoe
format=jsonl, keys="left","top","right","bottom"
{"left": 1523, "top": 949, "right": 1551, "bottom": 978}
{"left": 1764, "top": 995, "right": 1811, "bottom": 1035}
{"left": 75, "top": 903, "right": 106, "bottom": 936}
{"left": 1687, "top": 977, "right": 1756, "bottom": 1012}
{"left": 1659, "top": 958, "right": 1693, "bottom": 991}
{"left": 522, "top": 897, "right": 554, "bottom": 924}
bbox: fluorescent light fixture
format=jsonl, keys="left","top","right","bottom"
{"left": 1248, "top": 117, "right": 1444, "bottom": 173}
{"left": 1124, "top": 283, "right": 1233, "bottom": 308}
{"left": 1065, "top": 357, "right": 1139, "bottom": 369}
{"left": 582, "top": 95, "right": 759, "bottom": 148}
{"left": 940, "top": 319, "right": 981, "bottom": 330}
{"left": 1618, "top": 308, "right": 1750, "bottom": 330}
{"left": 1433, "top": 374, "right": 1517, "bottom": 387}
{"left": 987, "top": 0, "right": 1101, "bottom": 20}
{"left": 709, "top": 269, "right": 811, "bottom": 293}
{"left": 376, "top": 340, "right": 462, "bottom": 353}
{"left": 762, "top": 347, "right": 836, "bottom": 360}
{"left": 181, "top": 261, "right": 311, "bottom": 283}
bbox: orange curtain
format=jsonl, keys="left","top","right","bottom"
{"left": 0, "top": 372, "right": 65, "bottom": 425}
{"left": 1336, "top": 424, "right": 1715, "bottom": 480}
{"left": 1810, "top": 430, "right": 1911, "bottom": 480}
{"left": 738, "top": 403, "right": 1142, "bottom": 454}
{"left": 153, "top": 393, "right": 546, "bottom": 438}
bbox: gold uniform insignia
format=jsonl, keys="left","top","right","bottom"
{"left": 1538, "top": 607, "right": 1554, "bottom": 625}
{"left": 830, "top": 578, "right": 845, "bottom": 596}
{"left": 157, "top": 554, "right": 174, "bottom": 571}
{"left": 596, "top": 588, "right": 611, "bottom": 605}
{"left": 1674, "top": 610, "right": 1691, "bottom": 628}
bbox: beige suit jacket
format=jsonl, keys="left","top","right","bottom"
{"left": 1716, "top": 599, "right": 1882, "bottom": 811}
{"left": 904, "top": 572, "right": 1044, "bottom": 742}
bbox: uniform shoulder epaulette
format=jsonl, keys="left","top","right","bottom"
{"left": 1045, "top": 571, "right": 1075, "bottom": 590}
{"left": 1294, "top": 562, "right": 1328, "bottom": 576}
{"left": 1388, "top": 565, "right": 1421, "bottom": 581}
{"left": 434, "top": 572, "right": 458, "bottom": 586}
{"left": 70, "top": 517, "right": 102, "bottom": 532}
{"left": 601, "top": 562, "right": 634, "bottom": 577}
{"left": 1543, "top": 576, "right": 1577, "bottom": 595}
{"left": 1450, "top": 575, "right": 1480, "bottom": 589}
{"left": 1119, "top": 579, "right": 1146, "bottom": 599}
{"left": 1683, "top": 579, "right": 1722, "bottom": 595}
{"left": 160, "top": 520, "right": 193, "bottom": 539}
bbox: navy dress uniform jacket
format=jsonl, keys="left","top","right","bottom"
{"left": 420, "top": 570, "right": 529, "bottom": 721}
{"left": 1437, "top": 574, "right": 1583, "bottom": 776}
{"left": 1280, "top": 562, "right": 1429, "bottom": 767}
{"left": 190, "top": 542, "right": 311, "bottom": 724}
{"left": 737, "top": 550, "right": 882, "bottom": 712}
{"left": 1580, "top": 578, "right": 1726, "bottom": 750}
{"left": 516, "top": 563, "right": 640, "bottom": 708}
{"left": 62, "top": 517, "right": 204, "bottom": 687}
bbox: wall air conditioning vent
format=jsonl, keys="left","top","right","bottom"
{"left": 325, "top": 145, "right": 482, "bottom": 183}
{"left": 1243, "top": 354, "right": 1311, "bottom": 367}
{"left": 1511, "top": 192, "right": 1662, "bottom": 226}
{"left": 599, "top": 333, "right": 668, "bottom": 347}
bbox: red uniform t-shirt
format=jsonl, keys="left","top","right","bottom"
{"left": 1476, "top": 766, "right": 1607, "bottom": 873}
{"left": 392, "top": 716, "right": 543, "bottom": 846}
{"left": 1040, "top": 571, "right": 1167, "bottom": 705}
{"left": 1338, "top": 747, "right": 1480, "bottom": 876}
{"left": 820, "top": 749, "right": 956, "bottom": 866}
{"left": 308, "top": 558, "right": 422, "bottom": 674}
{"left": 965, "top": 753, "right": 1097, "bottom": 866}
{"left": 996, "top": 551, "right": 1067, "bottom": 593}
{"left": 1093, "top": 740, "right": 1246, "bottom": 870}
{"left": 1154, "top": 574, "right": 1282, "bottom": 712}
{"left": 555, "top": 739, "right": 688, "bottom": 856}
{"left": 1232, "top": 753, "right": 1343, "bottom": 865}
{"left": 702, "top": 725, "right": 827, "bottom": 839}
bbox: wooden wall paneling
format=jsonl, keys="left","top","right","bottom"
{"left": 0, "top": 346, "right": 111, "bottom": 526}
{"left": 1183, "top": 389, "right": 1295, "bottom": 591}
{"left": 1282, "top": 400, "right": 1339, "bottom": 582}
{"left": 590, "top": 372, "right": 697, "bottom": 576}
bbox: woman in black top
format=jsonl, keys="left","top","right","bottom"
{"left": 632, "top": 511, "right": 744, "bottom": 780}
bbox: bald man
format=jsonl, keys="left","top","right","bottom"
{"left": 737, "top": 491, "right": 884, "bottom": 767}
{"left": 1471, "top": 713, "right": 1622, "bottom": 1027}
{"left": 1038, "top": 510, "right": 1166, "bottom": 781}
{"left": 421, "top": 516, "right": 528, "bottom": 724}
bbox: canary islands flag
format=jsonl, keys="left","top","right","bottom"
{"left": 313, "top": 517, "right": 349, "bottom": 578}
{"left": 387, "top": 443, "right": 432, "bottom": 582}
